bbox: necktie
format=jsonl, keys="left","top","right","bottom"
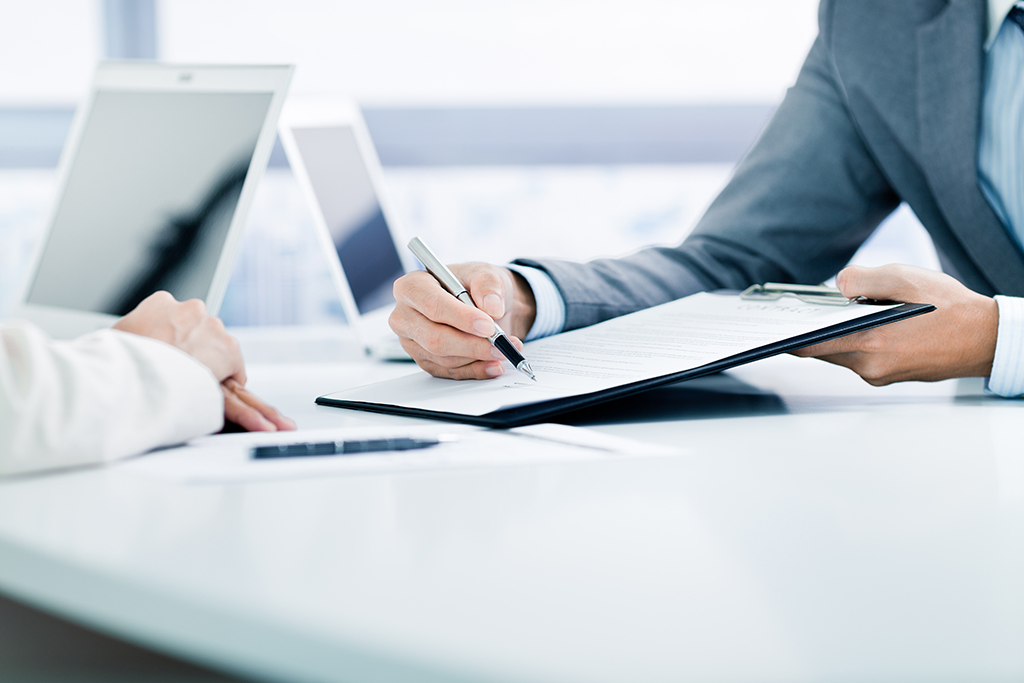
{"left": 1009, "top": 5, "right": 1024, "bottom": 31}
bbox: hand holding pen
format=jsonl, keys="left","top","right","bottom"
{"left": 408, "top": 238, "right": 536, "bottom": 381}
{"left": 388, "top": 239, "right": 539, "bottom": 381}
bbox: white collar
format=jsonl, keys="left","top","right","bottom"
{"left": 988, "top": 0, "right": 1020, "bottom": 50}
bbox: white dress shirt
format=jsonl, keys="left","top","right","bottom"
{"left": 515, "top": 0, "right": 1024, "bottom": 396}
{"left": 980, "top": 0, "right": 1024, "bottom": 396}
{"left": 0, "top": 323, "right": 223, "bottom": 475}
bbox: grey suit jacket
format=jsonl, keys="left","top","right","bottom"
{"left": 516, "top": 0, "right": 1024, "bottom": 332}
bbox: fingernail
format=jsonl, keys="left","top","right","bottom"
{"left": 485, "top": 363, "right": 505, "bottom": 377}
{"left": 473, "top": 318, "right": 494, "bottom": 336}
{"left": 483, "top": 293, "right": 503, "bottom": 318}
{"left": 491, "top": 346, "right": 506, "bottom": 360}
{"left": 262, "top": 418, "right": 278, "bottom": 432}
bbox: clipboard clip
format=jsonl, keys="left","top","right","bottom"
{"left": 740, "top": 282, "right": 858, "bottom": 306}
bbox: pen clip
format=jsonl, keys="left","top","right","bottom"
{"left": 408, "top": 237, "right": 469, "bottom": 298}
{"left": 740, "top": 283, "right": 859, "bottom": 306}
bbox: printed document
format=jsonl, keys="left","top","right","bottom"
{"left": 321, "top": 292, "right": 899, "bottom": 416}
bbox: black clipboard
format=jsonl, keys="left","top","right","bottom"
{"left": 316, "top": 297, "right": 935, "bottom": 429}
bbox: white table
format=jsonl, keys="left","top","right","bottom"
{"left": 0, "top": 328, "right": 1022, "bottom": 683}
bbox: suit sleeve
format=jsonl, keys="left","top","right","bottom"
{"left": 516, "top": 4, "right": 901, "bottom": 332}
{"left": 0, "top": 323, "right": 224, "bottom": 475}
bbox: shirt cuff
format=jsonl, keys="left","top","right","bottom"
{"left": 506, "top": 264, "right": 566, "bottom": 341}
{"left": 988, "top": 295, "right": 1024, "bottom": 397}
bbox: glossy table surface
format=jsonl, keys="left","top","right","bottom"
{"left": 0, "top": 327, "right": 1022, "bottom": 683}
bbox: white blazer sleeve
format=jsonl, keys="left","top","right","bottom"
{"left": 0, "top": 322, "right": 224, "bottom": 475}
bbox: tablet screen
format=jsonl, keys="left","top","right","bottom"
{"left": 290, "top": 125, "right": 405, "bottom": 316}
{"left": 27, "top": 90, "right": 273, "bottom": 316}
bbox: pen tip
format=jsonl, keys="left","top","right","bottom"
{"left": 519, "top": 361, "right": 537, "bottom": 382}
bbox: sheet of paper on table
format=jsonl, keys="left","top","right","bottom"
{"left": 117, "top": 423, "right": 682, "bottom": 484}
{"left": 322, "top": 292, "right": 901, "bottom": 416}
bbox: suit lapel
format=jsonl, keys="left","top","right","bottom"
{"left": 917, "top": 0, "right": 1024, "bottom": 294}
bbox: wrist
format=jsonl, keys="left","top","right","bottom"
{"left": 965, "top": 294, "right": 999, "bottom": 377}
{"left": 507, "top": 269, "right": 537, "bottom": 340}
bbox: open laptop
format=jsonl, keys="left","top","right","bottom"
{"left": 14, "top": 62, "right": 293, "bottom": 338}
{"left": 278, "top": 99, "right": 417, "bottom": 359}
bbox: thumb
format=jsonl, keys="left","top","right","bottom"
{"left": 463, "top": 266, "right": 511, "bottom": 319}
{"left": 835, "top": 264, "right": 924, "bottom": 303}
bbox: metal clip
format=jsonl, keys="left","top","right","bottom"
{"left": 740, "top": 282, "right": 855, "bottom": 306}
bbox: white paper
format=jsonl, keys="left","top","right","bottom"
{"left": 321, "top": 292, "right": 899, "bottom": 416}
{"left": 118, "top": 424, "right": 681, "bottom": 484}
{"left": 508, "top": 423, "right": 678, "bottom": 455}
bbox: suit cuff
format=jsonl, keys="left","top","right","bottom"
{"left": 988, "top": 295, "right": 1024, "bottom": 397}
{"left": 505, "top": 264, "right": 566, "bottom": 340}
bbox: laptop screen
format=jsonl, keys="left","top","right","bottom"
{"left": 27, "top": 90, "right": 273, "bottom": 316}
{"left": 290, "top": 125, "right": 405, "bottom": 316}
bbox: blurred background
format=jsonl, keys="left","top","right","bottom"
{"left": 0, "top": 0, "right": 939, "bottom": 327}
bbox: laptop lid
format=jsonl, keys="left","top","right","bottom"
{"left": 278, "top": 99, "right": 416, "bottom": 357}
{"left": 14, "top": 62, "right": 293, "bottom": 338}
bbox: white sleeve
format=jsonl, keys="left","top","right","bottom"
{"left": 988, "top": 295, "right": 1024, "bottom": 398}
{"left": 0, "top": 323, "right": 224, "bottom": 475}
{"left": 505, "top": 264, "right": 566, "bottom": 340}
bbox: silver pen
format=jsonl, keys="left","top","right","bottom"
{"left": 408, "top": 237, "right": 537, "bottom": 381}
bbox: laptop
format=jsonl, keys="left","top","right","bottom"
{"left": 278, "top": 99, "right": 417, "bottom": 359}
{"left": 14, "top": 62, "right": 293, "bottom": 338}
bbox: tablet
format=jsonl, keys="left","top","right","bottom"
{"left": 278, "top": 98, "right": 416, "bottom": 358}
{"left": 14, "top": 63, "right": 293, "bottom": 338}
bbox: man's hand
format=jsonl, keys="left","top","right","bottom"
{"left": 390, "top": 262, "right": 537, "bottom": 379}
{"left": 113, "top": 291, "right": 295, "bottom": 432}
{"left": 792, "top": 264, "right": 999, "bottom": 384}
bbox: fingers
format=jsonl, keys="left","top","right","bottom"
{"left": 391, "top": 262, "right": 528, "bottom": 380}
{"left": 791, "top": 332, "right": 873, "bottom": 359}
{"left": 791, "top": 325, "right": 914, "bottom": 386}
{"left": 795, "top": 349, "right": 905, "bottom": 387}
{"left": 402, "top": 334, "right": 523, "bottom": 380}
{"left": 400, "top": 308, "right": 498, "bottom": 360}
{"left": 463, "top": 266, "right": 511, "bottom": 319}
{"left": 397, "top": 331, "right": 504, "bottom": 370}
{"left": 395, "top": 271, "right": 497, "bottom": 337}
{"left": 835, "top": 264, "right": 929, "bottom": 302}
{"left": 222, "top": 380, "right": 296, "bottom": 432}
{"left": 223, "top": 386, "right": 274, "bottom": 432}
{"left": 417, "top": 357, "right": 508, "bottom": 380}
{"left": 229, "top": 379, "right": 295, "bottom": 430}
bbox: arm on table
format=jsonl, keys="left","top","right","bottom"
{"left": 519, "top": 23, "right": 900, "bottom": 331}
{"left": 0, "top": 292, "right": 293, "bottom": 476}
{"left": 112, "top": 292, "right": 294, "bottom": 432}
{"left": 390, "top": 16, "right": 902, "bottom": 380}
